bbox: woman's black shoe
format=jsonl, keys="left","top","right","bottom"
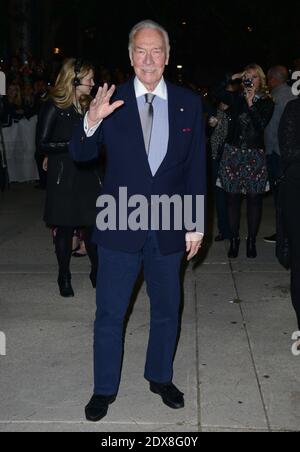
{"left": 247, "top": 238, "right": 257, "bottom": 259}
{"left": 58, "top": 273, "right": 74, "bottom": 297}
{"left": 228, "top": 238, "right": 240, "bottom": 259}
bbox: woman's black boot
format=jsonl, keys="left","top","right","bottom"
{"left": 247, "top": 237, "right": 257, "bottom": 259}
{"left": 228, "top": 238, "right": 240, "bottom": 259}
{"left": 58, "top": 273, "right": 74, "bottom": 298}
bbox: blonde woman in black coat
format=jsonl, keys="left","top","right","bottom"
{"left": 37, "top": 59, "right": 101, "bottom": 297}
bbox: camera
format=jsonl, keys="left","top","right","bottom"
{"left": 243, "top": 78, "right": 254, "bottom": 88}
{"left": 225, "top": 74, "right": 254, "bottom": 89}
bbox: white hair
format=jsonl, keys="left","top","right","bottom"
{"left": 128, "top": 20, "right": 170, "bottom": 59}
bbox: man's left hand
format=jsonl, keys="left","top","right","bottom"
{"left": 186, "top": 233, "right": 204, "bottom": 261}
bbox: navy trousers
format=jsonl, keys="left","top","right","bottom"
{"left": 94, "top": 232, "right": 184, "bottom": 395}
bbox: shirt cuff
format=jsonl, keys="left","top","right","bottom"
{"left": 186, "top": 232, "right": 204, "bottom": 242}
{"left": 84, "top": 112, "right": 103, "bottom": 137}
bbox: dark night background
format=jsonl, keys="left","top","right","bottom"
{"left": 1, "top": 0, "right": 300, "bottom": 86}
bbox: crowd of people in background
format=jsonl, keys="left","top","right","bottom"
{"left": 0, "top": 54, "right": 132, "bottom": 128}
{"left": 0, "top": 54, "right": 132, "bottom": 188}
{"left": 0, "top": 56, "right": 49, "bottom": 125}
{"left": 207, "top": 64, "right": 298, "bottom": 255}
{"left": 206, "top": 62, "right": 300, "bottom": 339}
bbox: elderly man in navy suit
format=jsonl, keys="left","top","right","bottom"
{"left": 70, "top": 20, "right": 206, "bottom": 422}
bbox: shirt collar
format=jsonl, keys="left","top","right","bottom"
{"left": 134, "top": 76, "right": 167, "bottom": 100}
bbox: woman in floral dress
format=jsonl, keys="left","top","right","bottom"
{"left": 217, "top": 64, "right": 274, "bottom": 258}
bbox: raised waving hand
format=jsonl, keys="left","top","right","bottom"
{"left": 87, "top": 83, "right": 124, "bottom": 127}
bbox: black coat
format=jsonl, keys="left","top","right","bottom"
{"left": 217, "top": 90, "right": 274, "bottom": 149}
{"left": 37, "top": 100, "right": 102, "bottom": 227}
{"left": 278, "top": 98, "right": 300, "bottom": 272}
{"left": 279, "top": 98, "right": 300, "bottom": 167}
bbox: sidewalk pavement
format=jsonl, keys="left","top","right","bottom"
{"left": 0, "top": 183, "right": 299, "bottom": 432}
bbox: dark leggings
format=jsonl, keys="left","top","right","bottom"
{"left": 227, "top": 193, "right": 263, "bottom": 239}
{"left": 55, "top": 226, "right": 98, "bottom": 275}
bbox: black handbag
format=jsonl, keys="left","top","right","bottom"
{"left": 275, "top": 172, "right": 290, "bottom": 270}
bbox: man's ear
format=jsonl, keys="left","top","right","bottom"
{"left": 129, "top": 52, "right": 134, "bottom": 67}
{"left": 165, "top": 50, "right": 170, "bottom": 66}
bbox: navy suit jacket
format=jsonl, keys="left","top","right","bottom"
{"left": 69, "top": 78, "right": 206, "bottom": 255}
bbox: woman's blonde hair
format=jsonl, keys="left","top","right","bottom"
{"left": 244, "top": 63, "right": 270, "bottom": 97}
{"left": 50, "top": 58, "right": 94, "bottom": 112}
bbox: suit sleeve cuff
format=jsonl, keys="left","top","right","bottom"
{"left": 84, "top": 112, "right": 103, "bottom": 137}
{"left": 186, "top": 232, "right": 204, "bottom": 242}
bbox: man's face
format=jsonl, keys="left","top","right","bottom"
{"left": 130, "top": 28, "right": 169, "bottom": 91}
{"left": 267, "top": 72, "right": 276, "bottom": 89}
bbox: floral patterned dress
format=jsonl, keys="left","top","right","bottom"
{"left": 217, "top": 93, "right": 274, "bottom": 194}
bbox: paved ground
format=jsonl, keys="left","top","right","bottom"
{"left": 0, "top": 183, "right": 299, "bottom": 432}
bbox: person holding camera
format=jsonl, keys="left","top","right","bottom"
{"left": 217, "top": 64, "right": 274, "bottom": 258}
{"left": 37, "top": 58, "right": 100, "bottom": 297}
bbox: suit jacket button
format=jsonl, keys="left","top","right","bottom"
{"left": 80, "top": 136, "right": 85, "bottom": 143}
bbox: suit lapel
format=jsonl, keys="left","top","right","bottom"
{"left": 155, "top": 81, "right": 177, "bottom": 177}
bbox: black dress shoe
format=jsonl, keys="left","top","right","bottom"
{"left": 247, "top": 238, "right": 257, "bottom": 259}
{"left": 150, "top": 382, "right": 184, "bottom": 409}
{"left": 228, "top": 238, "right": 240, "bottom": 259}
{"left": 85, "top": 395, "right": 116, "bottom": 422}
{"left": 58, "top": 273, "right": 74, "bottom": 298}
{"left": 264, "top": 233, "right": 277, "bottom": 244}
